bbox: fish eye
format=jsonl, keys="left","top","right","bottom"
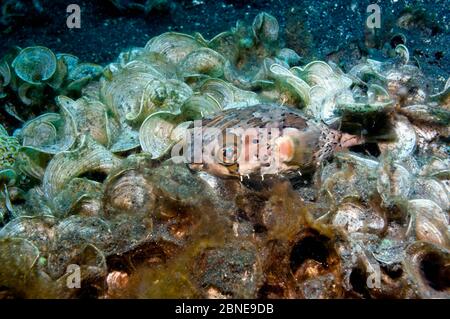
{"left": 214, "top": 133, "right": 241, "bottom": 166}
{"left": 216, "top": 144, "right": 238, "bottom": 165}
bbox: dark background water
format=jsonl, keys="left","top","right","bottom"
{"left": 0, "top": 0, "right": 449, "bottom": 89}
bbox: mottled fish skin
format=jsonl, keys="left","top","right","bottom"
{"left": 182, "top": 104, "right": 362, "bottom": 179}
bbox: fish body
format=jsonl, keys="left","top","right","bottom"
{"left": 177, "top": 104, "right": 363, "bottom": 179}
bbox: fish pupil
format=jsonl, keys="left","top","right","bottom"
{"left": 223, "top": 146, "right": 236, "bottom": 162}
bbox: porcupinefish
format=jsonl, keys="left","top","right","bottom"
{"left": 173, "top": 104, "right": 364, "bottom": 180}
